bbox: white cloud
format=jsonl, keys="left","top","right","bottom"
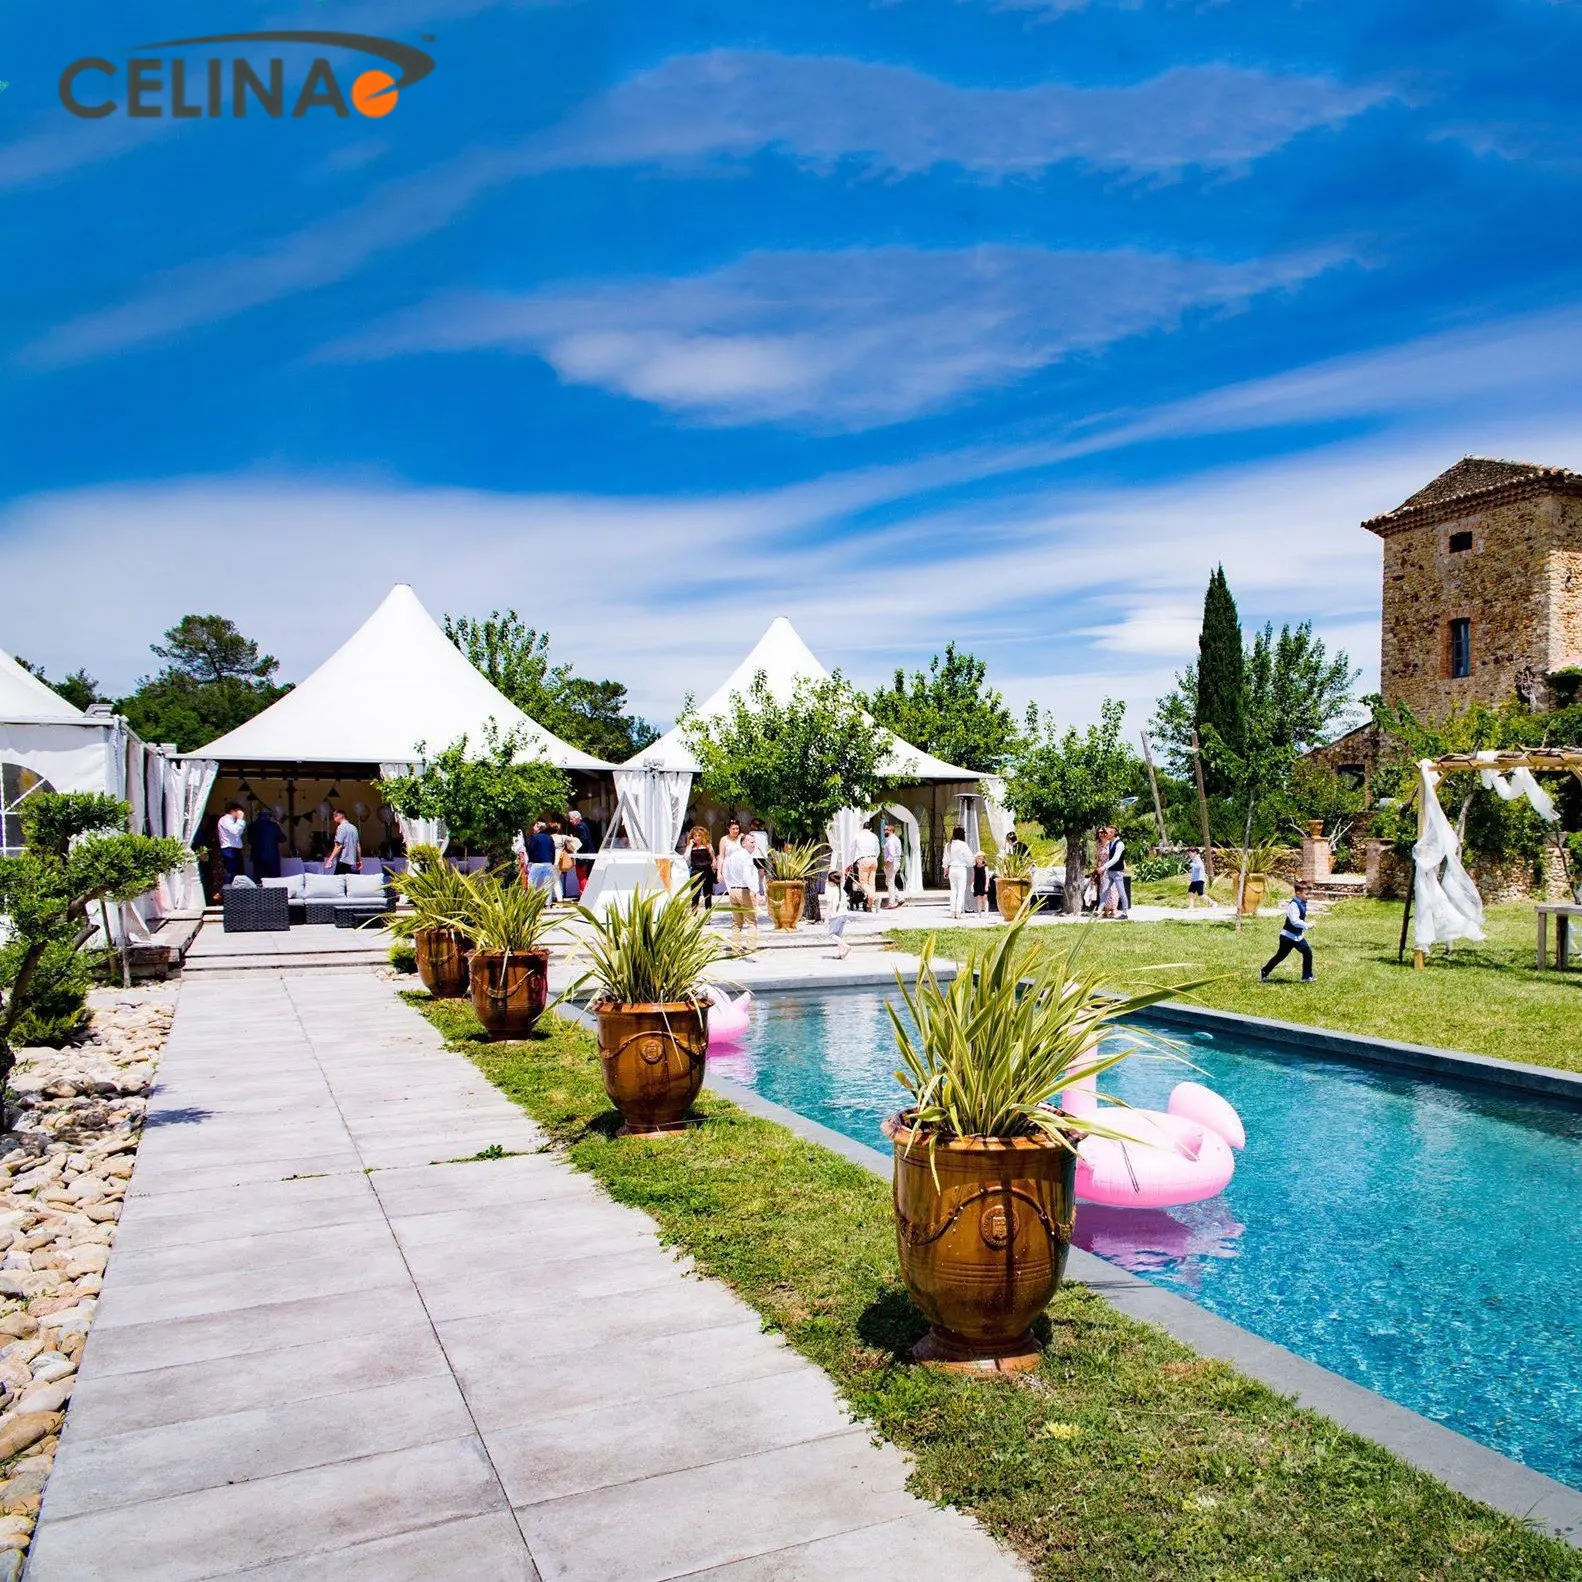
{"left": 342, "top": 243, "right": 1337, "bottom": 428}
{"left": 528, "top": 51, "right": 1383, "bottom": 180}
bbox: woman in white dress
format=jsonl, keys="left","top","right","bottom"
{"left": 943, "top": 825, "right": 973, "bottom": 920}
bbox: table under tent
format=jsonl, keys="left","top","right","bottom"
{"left": 180, "top": 584, "right": 614, "bottom": 887}
{"left": 1397, "top": 750, "right": 1581, "bottom": 968}
{"left": 0, "top": 643, "right": 195, "bottom": 946}
{"left": 582, "top": 616, "right": 1012, "bottom": 913}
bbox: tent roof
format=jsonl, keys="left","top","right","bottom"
{"left": 189, "top": 584, "right": 613, "bottom": 771}
{"left": 627, "top": 616, "right": 981, "bottom": 782}
{"left": 0, "top": 646, "right": 87, "bottom": 723}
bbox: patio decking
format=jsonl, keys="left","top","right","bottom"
{"left": 28, "top": 970, "right": 1025, "bottom": 1580}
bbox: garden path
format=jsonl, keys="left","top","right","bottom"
{"left": 27, "top": 969, "right": 1025, "bottom": 1581}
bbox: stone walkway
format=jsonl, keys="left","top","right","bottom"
{"left": 28, "top": 971, "right": 1024, "bottom": 1581}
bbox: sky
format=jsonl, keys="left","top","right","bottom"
{"left": 7, "top": 0, "right": 1582, "bottom": 738}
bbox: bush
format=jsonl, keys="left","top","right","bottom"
{"left": 389, "top": 942, "right": 417, "bottom": 975}
{"left": 1131, "top": 853, "right": 1187, "bottom": 882}
{"left": 0, "top": 938, "right": 89, "bottom": 1046}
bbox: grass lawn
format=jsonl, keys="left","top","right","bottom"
{"left": 407, "top": 990, "right": 1578, "bottom": 1580}
{"left": 896, "top": 897, "right": 1580, "bottom": 1074}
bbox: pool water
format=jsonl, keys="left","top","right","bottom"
{"left": 712, "top": 987, "right": 1582, "bottom": 1490}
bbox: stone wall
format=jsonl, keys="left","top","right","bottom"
{"left": 1378, "top": 492, "right": 1582, "bottom": 717}
{"left": 1365, "top": 841, "right": 1573, "bottom": 903}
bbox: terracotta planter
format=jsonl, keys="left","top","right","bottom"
{"left": 766, "top": 879, "right": 805, "bottom": 931}
{"left": 597, "top": 1002, "right": 709, "bottom": 1138}
{"left": 883, "top": 1112, "right": 1078, "bottom": 1373}
{"left": 1239, "top": 873, "right": 1267, "bottom": 916}
{"left": 996, "top": 877, "right": 1031, "bottom": 923}
{"left": 468, "top": 948, "right": 548, "bottom": 1039}
{"left": 415, "top": 927, "right": 470, "bottom": 998}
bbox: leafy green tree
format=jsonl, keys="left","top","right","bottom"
{"left": 1007, "top": 700, "right": 1135, "bottom": 913}
{"left": 1195, "top": 566, "right": 1244, "bottom": 795}
{"left": 16, "top": 661, "right": 105, "bottom": 713}
{"left": 0, "top": 794, "right": 186, "bottom": 1126}
{"left": 116, "top": 615, "right": 290, "bottom": 751}
{"left": 444, "top": 609, "right": 656, "bottom": 761}
{"left": 864, "top": 644, "right": 1019, "bottom": 772}
{"left": 381, "top": 725, "right": 570, "bottom": 865}
{"left": 685, "top": 671, "right": 896, "bottom": 845}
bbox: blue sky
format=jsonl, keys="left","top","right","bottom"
{"left": 7, "top": 0, "right": 1582, "bottom": 733}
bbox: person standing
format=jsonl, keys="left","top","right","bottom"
{"left": 1099, "top": 827, "right": 1128, "bottom": 919}
{"left": 559, "top": 823, "right": 583, "bottom": 902}
{"left": 325, "top": 809, "right": 361, "bottom": 875}
{"left": 1186, "top": 847, "right": 1207, "bottom": 909}
{"left": 748, "top": 819, "right": 771, "bottom": 908}
{"left": 973, "top": 850, "right": 989, "bottom": 915}
{"left": 853, "top": 823, "right": 880, "bottom": 912}
{"left": 217, "top": 802, "right": 247, "bottom": 886}
{"left": 881, "top": 823, "right": 903, "bottom": 908}
{"left": 524, "top": 820, "right": 557, "bottom": 893}
{"left": 943, "top": 825, "right": 973, "bottom": 920}
{"left": 716, "top": 818, "right": 743, "bottom": 889}
{"left": 1261, "top": 881, "right": 1316, "bottom": 982}
{"left": 722, "top": 834, "right": 759, "bottom": 951}
{"left": 686, "top": 827, "right": 715, "bottom": 910}
{"left": 249, "top": 807, "right": 284, "bottom": 880}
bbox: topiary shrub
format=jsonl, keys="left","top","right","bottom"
{"left": 0, "top": 938, "right": 89, "bottom": 1046}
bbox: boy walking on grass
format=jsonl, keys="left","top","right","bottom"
{"left": 1261, "top": 879, "right": 1315, "bottom": 983}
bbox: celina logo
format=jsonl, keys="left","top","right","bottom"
{"left": 60, "top": 32, "right": 434, "bottom": 120}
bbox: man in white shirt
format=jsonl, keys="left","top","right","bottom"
{"left": 881, "top": 824, "right": 903, "bottom": 909}
{"left": 722, "top": 838, "right": 759, "bottom": 951}
{"left": 853, "top": 824, "right": 880, "bottom": 911}
{"left": 216, "top": 802, "right": 247, "bottom": 886}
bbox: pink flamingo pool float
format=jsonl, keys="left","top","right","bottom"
{"left": 1061, "top": 1070, "right": 1245, "bottom": 1208}
{"left": 704, "top": 988, "right": 753, "bottom": 1049}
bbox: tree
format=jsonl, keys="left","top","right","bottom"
{"left": 865, "top": 644, "right": 1019, "bottom": 773}
{"left": 684, "top": 671, "right": 896, "bottom": 845}
{"left": 444, "top": 610, "right": 656, "bottom": 761}
{"left": 0, "top": 794, "right": 186, "bottom": 1127}
{"left": 16, "top": 661, "right": 105, "bottom": 713}
{"left": 380, "top": 725, "right": 570, "bottom": 865}
{"left": 1195, "top": 566, "right": 1244, "bottom": 796}
{"left": 116, "top": 615, "right": 290, "bottom": 752}
{"left": 151, "top": 614, "right": 278, "bottom": 685}
{"left": 1007, "top": 700, "right": 1135, "bottom": 913}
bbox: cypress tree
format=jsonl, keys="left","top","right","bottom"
{"left": 1194, "top": 565, "right": 1244, "bottom": 795}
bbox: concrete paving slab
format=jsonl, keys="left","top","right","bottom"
{"left": 34, "top": 969, "right": 1026, "bottom": 1581}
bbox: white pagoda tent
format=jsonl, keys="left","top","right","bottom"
{"left": 601, "top": 617, "right": 1009, "bottom": 903}
{"left": 184, "top": 584, "right": 613, "bottom": 862}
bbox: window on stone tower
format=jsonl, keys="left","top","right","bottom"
{"left": 1449, "top": 530, "right": 1473, "bottom": 552}
{"left": 1449, "top": 618, "right": 1472, "bottom": 678}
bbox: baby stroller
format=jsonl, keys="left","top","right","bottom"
{"left": 842, "top": 864, "right": 872, "bottom": 912}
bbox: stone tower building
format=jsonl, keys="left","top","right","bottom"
{"left": 1364, "top": 456, "right": 1582, "bottom": 718}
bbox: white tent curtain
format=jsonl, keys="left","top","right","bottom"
{"left": 955, "top": 793, "right": 985, "bottom": 856}
{"left": 1413, "top": 761, "right": 1486, "bottom": 950}
{"left": 378, "top": 763, "right": 449, "bottom": 854}
{"left": 982, "top": 776, "right": 1017, "bottom": 850}
{"left": 175, "top": 758, "right": 220, "bottom": 910}
{"left": 827, "top": 808, "right": 867, "bottom": 877}
{"left": 883, "top": 803, "right": 924, "bottom": 897}
{"left": 611, "top": 767, "right": 692, "bottom": 855}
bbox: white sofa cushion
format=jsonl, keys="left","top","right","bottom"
{"left": 345, "top": 874, "right": 386, "bottom": 900}
{"left": 262, "top": 876, "right": 307, "bottom": 900}
{"left": 303, "top": 874, "right": 346, "bottom": 900}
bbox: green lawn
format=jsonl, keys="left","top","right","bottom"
{"left": 897, "top": 898, "right": 1580, "bottom": 1074}
{"left": 406, "top": 991, "right": 1579, "bottom": 1580}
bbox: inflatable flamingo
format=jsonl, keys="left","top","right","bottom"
{"left": 704, "top": 988, "right": 753, "bottom": 1049}
{"left": 1060, "top": 1072, "right": 1245, "bottom": 1209}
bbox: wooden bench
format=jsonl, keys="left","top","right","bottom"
{"left": 1535, "top": 902, "right": 1582, "bottom": 970}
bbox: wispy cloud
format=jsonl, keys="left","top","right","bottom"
{"left": 339, "top": 243, "right": 1338, "bottom": 428}
{"left": 527, "top": 50, "right": 1385, "bottom": 181}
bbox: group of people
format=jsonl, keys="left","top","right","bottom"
{"left": 213, "top": 802, "right": 362, "bottom": 888}
{"left": 519, "top": 808, "right": 600, "bottom": 902}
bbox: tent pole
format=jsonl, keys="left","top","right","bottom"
{"left": 1139, "top": 732, "right": 1167, "bottom": 847}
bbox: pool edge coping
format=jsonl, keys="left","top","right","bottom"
{"left": 702, "top": 1072, "right": 1582, "bottom": 1550}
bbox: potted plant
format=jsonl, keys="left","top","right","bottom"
{"left": 764, "top": 842, "right": 824, "bottom": 931}
{"left": 455, "top": 872, "right": 554, "bottom": 1039}
{"left": 572, "top": 891, "right": 726, "bottom": 1137}
{"left": 385, "top": 844, "right": 476, "bottom": 998}
{"left": 884, "top": 915, "right": 1207, "bottom": 1372}
{"left": 994, "top": 845, "right": 1034, "bottom": 922}
{"left": 1238, "top": 842, "right": 1287, "bottom": 915}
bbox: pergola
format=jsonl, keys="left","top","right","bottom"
{"left": 1397, "top": 749, "right": 1581, "bottom": 966}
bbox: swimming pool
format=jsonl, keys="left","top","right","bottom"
{"left": 711, "top": 987, "right": 1582, "bottom": 1490}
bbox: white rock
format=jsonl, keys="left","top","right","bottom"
{"left": 28, "top": 1354, "right": 72, "bottom": 1385}
{"left": 14, "top": 1378, "right": 70, "bottom": 1413}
